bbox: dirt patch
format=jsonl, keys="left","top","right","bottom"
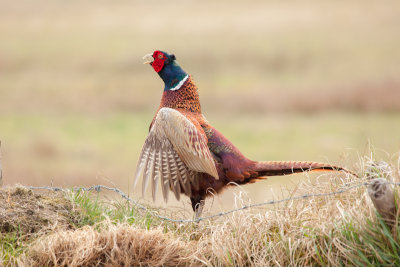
{"left": 0, "top": 186, "right": 76, "bottom": 237}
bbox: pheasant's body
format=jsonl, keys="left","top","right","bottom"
{"left": 135, "top": 51, "right": 353, "bottom": 217}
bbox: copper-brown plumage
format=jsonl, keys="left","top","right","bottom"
{"left": 135, "top": 51, "right": 355, "bottom": 217}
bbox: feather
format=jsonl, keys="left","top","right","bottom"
{"left": 152, "top": 147, "right": 161, "bottom": 202}
{"left": 188, "top": 170, "right": 199, "bottom": 190}
{"left": 158, "top": 108, "right": 218, "bottom": 179}
{"left": 160, "top": 150, "right": 170, "bottom": 202}
{"left": 142, "top": 149, "right": 155, "bottom": 196}
{"left": 134, "top": 107, "right": 220, "bottom": 202}
{"left": 176, "top": 153, "right": 191, "bottom": 196}
{"left": 168, "top": 153, "right": 181, "bottom": 200}
{"left": 133, "top": 144, "right": 149, "bottom": 188}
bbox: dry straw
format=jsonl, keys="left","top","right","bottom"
{"left": 21, "top": 223, "right": 193, "bottom": 267}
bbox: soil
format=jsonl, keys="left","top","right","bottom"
{"left": 0, "top": 186, "right": 76, "bottom": 238}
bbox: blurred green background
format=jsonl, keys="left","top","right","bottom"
{"left": 1, "top": 0, "right": 399, "bottom": 209}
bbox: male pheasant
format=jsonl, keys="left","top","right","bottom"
{"left": 134, "top": 50, "right": 353, "bottom": 218}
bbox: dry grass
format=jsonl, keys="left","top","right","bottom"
{"left": 1, "top": 153, "right": 396, "bottom": 266}
{"left": 21, "top": 224, "right": 193, "bottom": 267}
{"left": 193, "top": 155, "right": 400, "bottom": 266}
{"left": 193, "top": 178, "right": 357, "bottom": 266}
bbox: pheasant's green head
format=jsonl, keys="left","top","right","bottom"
{"left": 143, "top": 50, "right": 188, "bottom": 91}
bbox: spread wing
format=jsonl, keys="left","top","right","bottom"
{"left": 134, "top": 107, "right": 218, "bottom": 202}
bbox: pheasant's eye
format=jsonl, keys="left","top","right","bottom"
{"left": 158, "top": 54, "right": 164, "bottom": 59}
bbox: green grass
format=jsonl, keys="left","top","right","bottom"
{"left": 0, "top": 231, "right": 27, "bottom": 266}
{"left": 330, "top": 214, "right": 400, "bottom": 266}
{"left": 69, "top": 188, "right": 174, "bottom": 232}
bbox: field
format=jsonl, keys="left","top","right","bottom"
{"left": 1, "top": 0, "right": 400, "bottom": 265}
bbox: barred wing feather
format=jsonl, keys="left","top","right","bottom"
{"left": 134, "top": 108, "right": 218, "bottom": 202}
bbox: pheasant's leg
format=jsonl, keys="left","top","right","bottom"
{"left": 191, "top": 196, "right": 205, "bottom": 219}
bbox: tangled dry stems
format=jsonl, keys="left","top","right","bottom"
{"left": 20, "top": 224, "right": 193, "bottom": 267}
{"left": 195, "top": 173, "right": 366, "bottom": 266}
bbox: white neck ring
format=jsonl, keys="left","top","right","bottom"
{"left": 170, "top": 75, "right": 189, "bottom": 91}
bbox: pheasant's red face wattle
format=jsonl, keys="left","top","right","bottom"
{"left": 151, "top": 50, "right": 166, "bottom": 72}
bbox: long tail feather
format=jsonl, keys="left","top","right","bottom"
{"left": 253, "top": 161, "right": 357, "bottom": 178}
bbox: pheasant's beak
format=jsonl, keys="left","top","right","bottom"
{"left": 142, "top": 53, "right": 154, "bottom": 65}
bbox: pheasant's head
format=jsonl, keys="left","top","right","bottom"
{"left": 143, "top": 50, "right": 174, "bottom": 73}
{"left": 143, "top": 50, "right": 188, "bottom": 91}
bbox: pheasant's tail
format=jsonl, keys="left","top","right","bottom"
{"left": 253, "top": 161, "right": 357, "bottom": 178}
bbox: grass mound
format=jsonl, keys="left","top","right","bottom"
{"left": 0, "top": 186, "right": 77, "bottom": 265}
{"left": 21, "top": 224, "right": 193, "bottom": 267}
{"left": 0, "top": 186, "right": 75, "bottom": 235}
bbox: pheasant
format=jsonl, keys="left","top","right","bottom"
{"left": 134, "top": 50, "right": 354, "bottom": 218}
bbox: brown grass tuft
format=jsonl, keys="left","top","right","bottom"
{"left": 21, "top": 224, "right": 194, "bottom": 267}
{"left": 194, "top": 175, "right": 360, "bottom": 266}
